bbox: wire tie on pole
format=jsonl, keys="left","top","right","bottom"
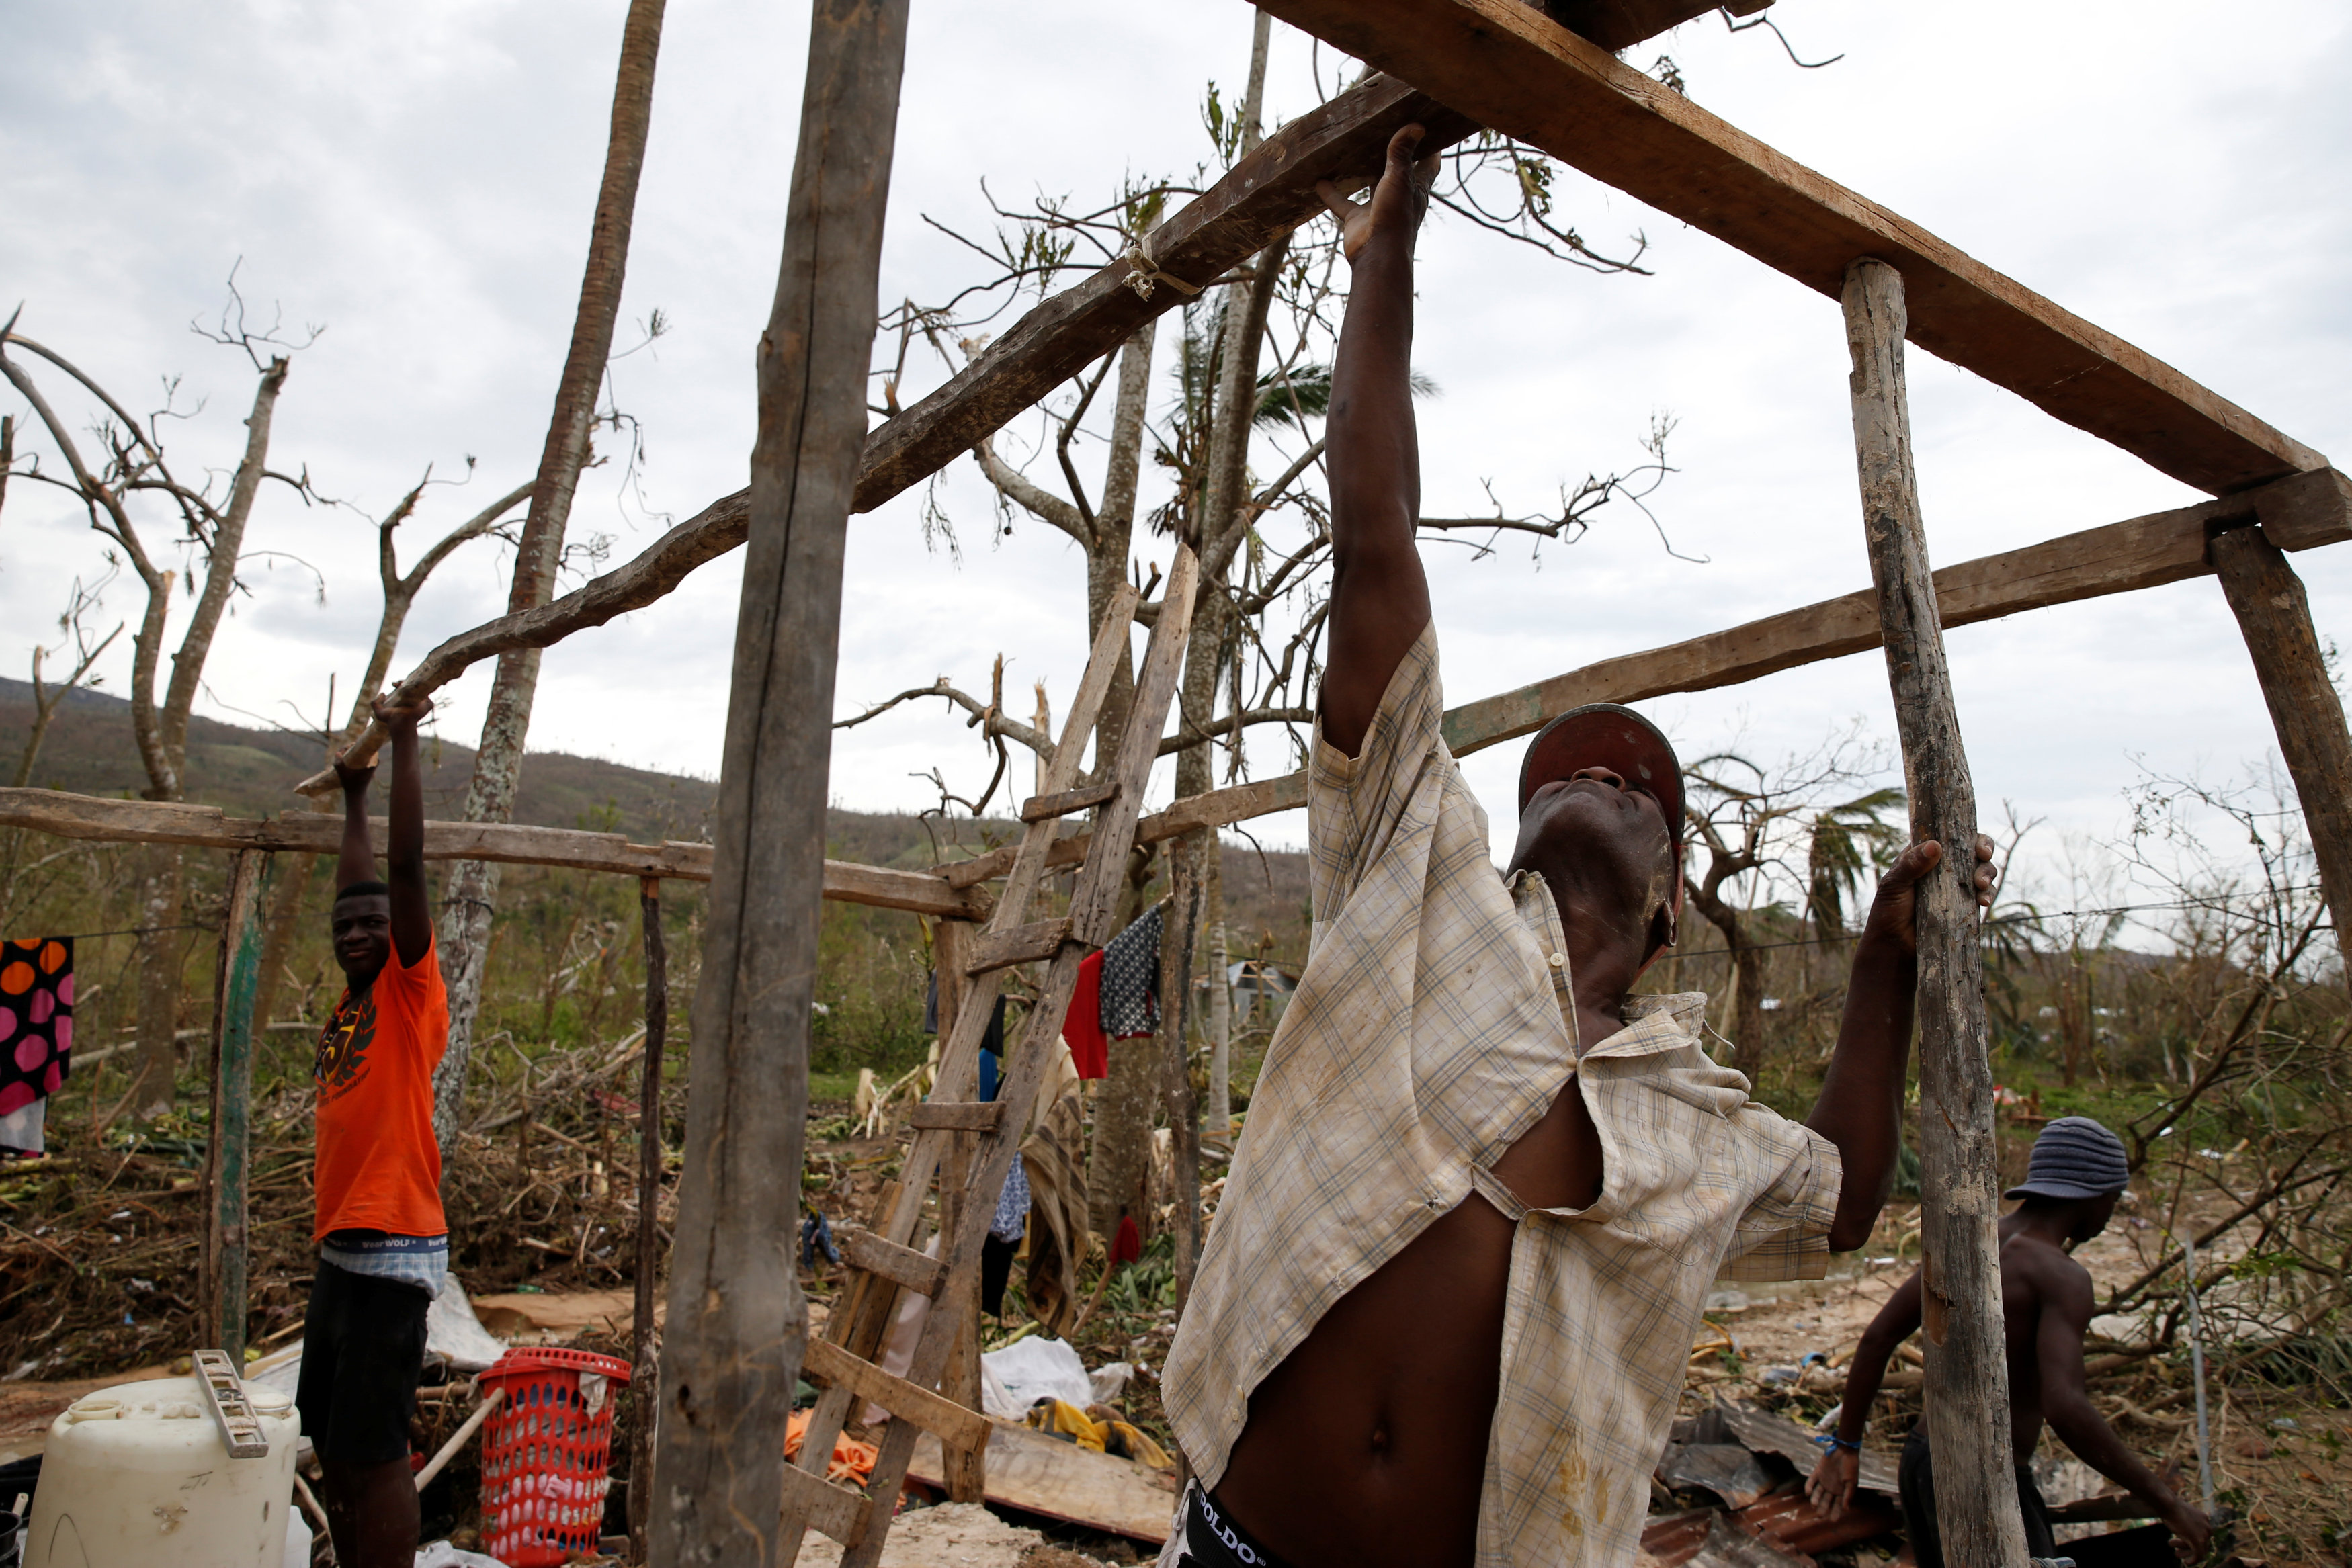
{"left": 1122, "top": 238, "right": 1204, "bottom": 302}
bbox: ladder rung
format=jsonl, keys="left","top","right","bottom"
{"left": 803, "top": 1339, "right": 992, "bottom": 1454}
{"left": 907, "top": 1100, "right": 1007, "bottom": 1133}
{"left": 964, "top": 916, "right": 1072, "bottom": 975}
{"left": 841, "top": 1229, "right": 947, "bottom": 1297}
{"left": 1021, "top": 779, "right": 1118, "bottom": 823}
{"left": 777, "top": 1455, "right": 873, "bottom": 1544}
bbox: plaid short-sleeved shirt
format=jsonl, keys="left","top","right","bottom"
{"left": 1161, "top": 626, "right": 1841, "bottom": 1568}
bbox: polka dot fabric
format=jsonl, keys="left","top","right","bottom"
{"left": 0, "top": 939, "right": 71, "bottom": 1117}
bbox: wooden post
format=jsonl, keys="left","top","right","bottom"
{"left": 646, "top": 0, "right": 907, "bottom": 1561}
{"left": 1841, "top": 257, "right": 2026, "bottom": 1568}
{"left": 2210, "top": 523, "right": 2352, "bottom": 958}
{"left": 202, "top": 849, "right": 274, "bottom": 1363}
{"left": 932, "top": 918, "right": 986, "bottom": 1504}
{"left": 629, "top": 875, "right": 667, "bottom": 1566}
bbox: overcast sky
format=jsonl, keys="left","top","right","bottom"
{"left": 6, "top": 1, "right": 2349, "bottom": 912}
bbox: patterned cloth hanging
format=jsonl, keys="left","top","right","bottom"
{"left": 1099, "top": 906, "right": 1163, "bottom": 1039}
{"left": 0, "top": 939, "right": 73, "bottom": 1155}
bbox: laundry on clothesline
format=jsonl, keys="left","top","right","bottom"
{"left": 1059, "top": 906, "right": 1163, "bottom": 1080}
{"left": 0, "top": 939, "right": 74, "bottom": 1156}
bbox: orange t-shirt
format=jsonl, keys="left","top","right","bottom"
{"left": 312, "top": 937, "right": 448, "bottom": 1240}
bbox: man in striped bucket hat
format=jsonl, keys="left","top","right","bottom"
{"left": 1811, "top": 1117, "right": 2212, "bottom": 1565}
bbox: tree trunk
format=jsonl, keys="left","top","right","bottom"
{"left": 2209, "top": 522, "right": 2352, "bottom": 967}
{"left": 1730, "top": 934, "right": 1764, "bottom": 1081}
{"left": 1161, "top": 835, "right": 1205, "bottom": 1308}
{"left": 1205, "top": 864, "right": 1234, "bottom": 1144}
{"left": 247, "top": 851, "right": 319, "bottom": 1036}
{"left": 648, "top": 0, "right": 905, "bottom": 1560}
{"left": 128, "top": 356, "right": 288, "bottom": 1119}
{"left": 1087, "top": 322, "right": 1157, "bottom": 780}
{"left": 128, "top": 845, "right": 185, "bottom": 1120}
{"left": 434, "top": 0, "right": 668, "bottom": 1151}
{"left": 1841, "top": 257, "right": 2024, "bottom": 1568}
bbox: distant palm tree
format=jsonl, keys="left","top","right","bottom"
{"left": 1804, "top": 787, "right": 1908, "bottom": 940}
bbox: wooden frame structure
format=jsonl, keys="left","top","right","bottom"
{"left": 8, "top": 4, "right": 2343, "bottom": 1566}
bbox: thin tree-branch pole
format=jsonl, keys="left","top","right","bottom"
{"left": 648, "top": 0, "right": 907, "bottom": 1560}
{"left": 1842, "top": 257, "right": 2023, "bottom": 1568}
{"left": 628, "top": 873, "right": 668, "bottom": 1568}
{"left": 1252, "top": 0, "right": 2326, "bottom": 496}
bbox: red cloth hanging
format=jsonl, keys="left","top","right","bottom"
{"left": 1110, "top": 1213, "right": 1142, "bottom": 1268}
{"left": 1063, "top": 949, "right": 1108, "bottom": 1080}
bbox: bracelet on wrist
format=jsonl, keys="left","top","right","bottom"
{"left": 1814, "top": 1433, "right": 1861, "bottom": 1453}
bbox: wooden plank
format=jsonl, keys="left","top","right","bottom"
{"left": 907, "top": 1424, "right": 1177, "bottom": 1544}
{"left": 0, "top": 787, "right": 989, "bottom": 919}
{"left": 654, "top": 0, "right": 907, "bottom": 1560}
{"left": 801, "top": 1338, "right": 990, "bottom": 1456}
{"left": 1254, "top": 0, "right": 2326, "bottom": 496}
{"left": 963, "top": 916, "right": 1073, "bottom": 975}
{"left": 1538, "top": 0, "right": 1732, "bottom": 50}
{"left": 1842, "top": 257, "right": 2023, "bottom": 1568}
{"left": 774, "top": 1458, "right": 872, "bottom": 1547}
{"left": 905, "top": 1101, "right": 1007, "bottom": 1133}
{"left": 1441, "top": 466, "right": 2352, "bottom": 756}
{"left": 840, "top": 1229, "right": 946, "bottom": 1298}
{"left": 2210, "top": 523, "right": 2352, "bottom": 963}
{"left": 1021, "top": 779, "right": 1118, "bottom": 823}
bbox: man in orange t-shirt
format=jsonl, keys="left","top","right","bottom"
{"left": 298, "top": 695, "right": 445, "bottom": 1568}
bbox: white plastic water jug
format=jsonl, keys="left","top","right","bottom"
{"left": 26, "top": 1374, "right": 298, "bottom": 1567}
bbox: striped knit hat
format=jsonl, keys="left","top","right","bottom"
{"left": 2005, "top": 1116, "right": 2130, "bottom": 1201}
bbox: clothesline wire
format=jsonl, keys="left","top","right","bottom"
{"left": 5, "top": 922, "right": 215, "bottom": 944}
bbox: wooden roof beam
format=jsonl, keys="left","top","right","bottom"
{"left": 1255, "top": 0, "right": 2326, "bottom": 496}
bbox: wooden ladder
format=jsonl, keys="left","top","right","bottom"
{"left": 776, "top": 547, "right": 1200, "bottom": 1565}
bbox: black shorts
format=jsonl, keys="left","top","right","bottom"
{"left": 296, "top": 1256, "right": 430, "bottom": 1467}
{"left": 1899, "top": 1426, "right": 2059, "bottom": 1568}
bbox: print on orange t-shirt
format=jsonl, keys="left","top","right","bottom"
{"left": 313, "top": 938, "right": 449, "bottom": 1241}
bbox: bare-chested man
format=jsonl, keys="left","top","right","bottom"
{"left": 1155, "top": 125, "right": 1995, "bottom": 1568}
{"left": 1808, "top": 1116, "right": 2213, "bottom": 1567}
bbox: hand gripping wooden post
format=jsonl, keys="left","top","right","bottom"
{"left": 1841, "top": 258, "right": 2027, "bottom": 1568}
{"left": 2208, "top": 523, "right": 2352, "bottom": 962}
{"left": 202, "top": 848, "right": 274, "bottom": 1364}
{"left": 645, "top": 0, "right": 908, "bottom": 1562}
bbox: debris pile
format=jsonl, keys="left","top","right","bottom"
{"left": 1641, "top": 1399, "right": 1902, "bottom": 1568}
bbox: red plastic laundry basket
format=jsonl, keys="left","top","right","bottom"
{"left": 476, "top": 1347, "right": 634, "bottom": 1567}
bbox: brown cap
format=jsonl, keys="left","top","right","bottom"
{"left": 1517, "top": 703, "right": 1685, "bottom": 861}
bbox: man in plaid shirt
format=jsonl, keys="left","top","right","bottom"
{"left": 1157, "top": 126, "right": 1995, "bottom": 1568}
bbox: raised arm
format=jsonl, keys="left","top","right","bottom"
{"left": 2034, "top": 1258, "right": 2210, "bottom": 1556}
{"left": 333, "top": 752, "right": 380, "bottom": 892}
{"left": 372, "top": 695, "right": 433, "bottom": 967}
{"left": 1314, "top": 125, "right": 1439, "bottom": 757}
{"left": 1806, "top": 1269, "right": 1924, "bottom": 1518}
{"left": 1806, "top": 834, "right": 1996, "bottom": 1250}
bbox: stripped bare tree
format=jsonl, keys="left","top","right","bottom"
{"left": 2, "top": 291, "right": 321, "bottom": 1116}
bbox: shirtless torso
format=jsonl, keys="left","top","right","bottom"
{"left": 1215, "top": 1065, "right": 1608, "bottom": 1566}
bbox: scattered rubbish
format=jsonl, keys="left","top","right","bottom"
{"left": 1657, "top": 1442, "right": 1774, "bottom": 1508}
{"left": 979, "top": 1335, "right": 1092, "bottom": 1418}
{"left": 785, "top": 1408, "right": 877, "bottom": 1484}
{"left": 1703, "top": 1289, "right": 1752, "bottom": 1315}
{"left": 416, "top": 1544, "right": 509, "bottom": 1567}
{"left": 1088, "top": 1361, "right": 1135, "bottom": 1405}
